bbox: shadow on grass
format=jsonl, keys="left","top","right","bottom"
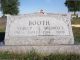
{"left": 0, "top": 32, "right": 5, "bottom": 45}
{"left": 72, "top": 27, "right": 80, "bottom": 44}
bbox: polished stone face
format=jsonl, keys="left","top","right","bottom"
{"left": 5, "top": 14, "right": 74, "bottom": 45}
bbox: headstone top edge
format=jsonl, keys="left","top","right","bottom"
{"left": 6, "top": 13, "right": 71, "bottom": 17}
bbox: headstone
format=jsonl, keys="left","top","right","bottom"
{"left": 5, "top": 13, "right": 74, "bottom": 45}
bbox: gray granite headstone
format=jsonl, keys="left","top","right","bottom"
{"left": 5, "top": 13, "right": 74, "bottom": 45}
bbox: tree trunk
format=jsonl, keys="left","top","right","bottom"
{"left": 73, "top": 11, "right": 78, "bottom": 18}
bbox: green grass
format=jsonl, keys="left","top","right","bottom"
{"left": 0, "top": 51, "right": 80, "bottom": 60}
{"left": 71, "top": 18, "right": 80, "bottom": 44}
{"left": 0, "top": 26, "right": 5, "bottom": 32}
{"left": 0, "top": 28, "right": 5, "bottom": 32}
{"left": 72, "top": 27, "right": 80, "bottom": 44}
{"left": 72, "top": 18, "right": 80, "bottom": 24}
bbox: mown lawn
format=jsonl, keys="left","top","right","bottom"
{"left": 0, "top": 51, "right": 80, "bottom": 60}
{"left": 72, "top": 18, "right": 80, "bottom": 24}
{"left": 71, "top": 18, "right": 80, "bottom": 44}
{"left": 72, "top": 27, "right": 80, "bottom": 44}
{"left": 0, "top": 28, "right": 5, "bottom": 32}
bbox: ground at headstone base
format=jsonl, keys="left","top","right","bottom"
{"left": 0, "top": 50, "right": 80, "bottom": 60}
